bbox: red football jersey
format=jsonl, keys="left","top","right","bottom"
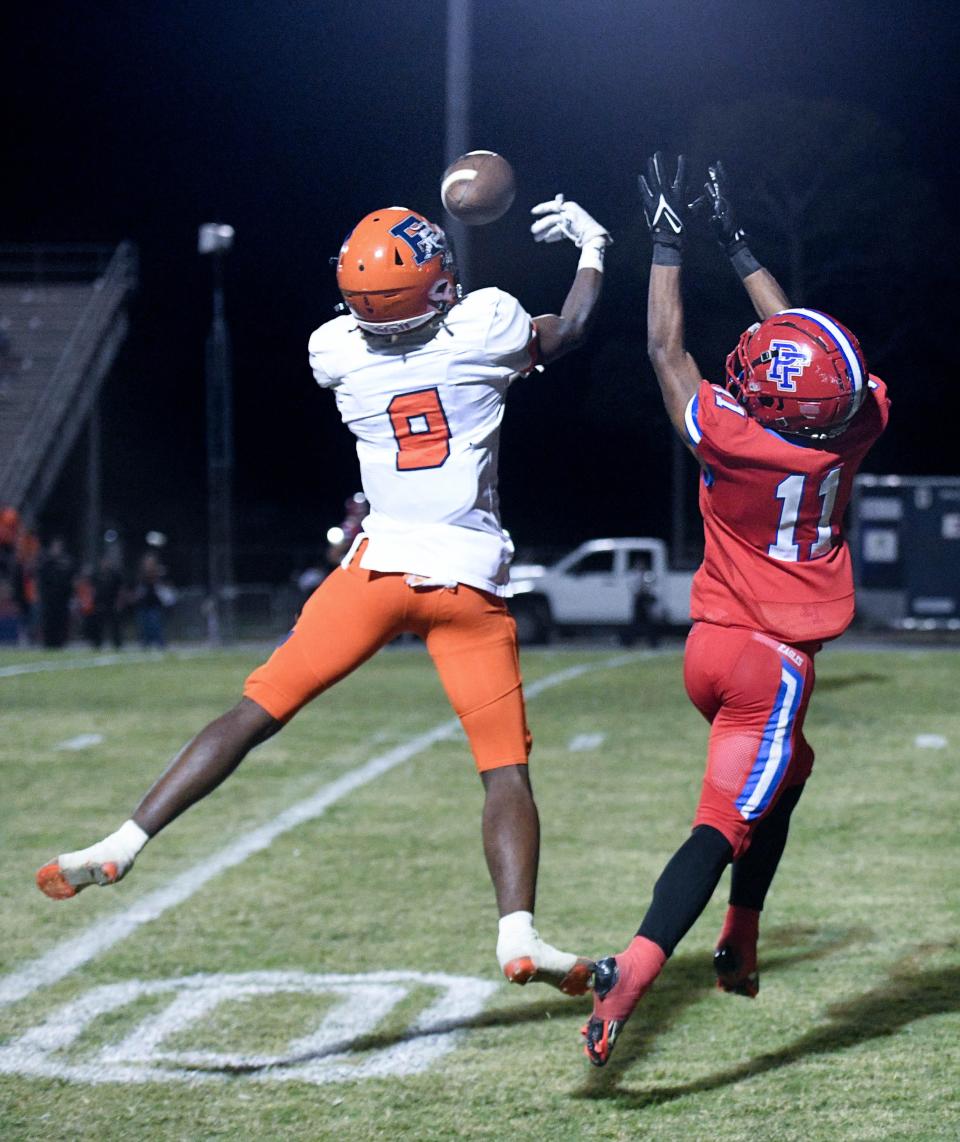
{"left": 684, "top": 377, "right": 890, "bottom": 643}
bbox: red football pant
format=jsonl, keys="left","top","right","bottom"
{"left": 683, "top": 622, "right": 819, "bottom": 859}
{"left": 243, "top": 553, "right": 531, "bottom": 773}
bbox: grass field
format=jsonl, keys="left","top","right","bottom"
{"left": 0, "top": 642, "right": 958, "bottom": 1141}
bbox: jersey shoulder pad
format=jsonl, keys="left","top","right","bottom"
{"left": 307, "top": 315, "right": 357, "bottom": 388}
{"left": 457, "top": 288, "right": 535, "bottom": 371}
{"left": 684, "top": 381, "right": 753, "bottom": 450}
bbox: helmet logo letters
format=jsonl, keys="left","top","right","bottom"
{"left": 390, "top": 215, "right": 444, "bottom": 266}
{"left": 767, "top": 340, "right": 809, "bottom": 392}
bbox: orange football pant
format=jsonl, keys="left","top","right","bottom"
{"left": 243, "top": 554, "right": 531, "bottom": 772}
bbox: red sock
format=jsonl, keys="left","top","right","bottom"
{"left": 717, "top": 905, "right": 760, "bottom": 968}
{"left": 593, "top": 935, "right": 667, "bottom": 1021}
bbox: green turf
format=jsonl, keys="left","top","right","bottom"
{"left": 0, "top": 643, "right": 958, "bottom": 1140}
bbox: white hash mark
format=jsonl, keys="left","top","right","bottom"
{"left": 566, "top": 733, "right": 606, "bottom": 752}
{"left": 55, "top": 734, "right": 105, "bottom": 752}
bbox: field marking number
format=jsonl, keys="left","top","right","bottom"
{"left": 0, "top": 970, "right": 498, "bottom": 1085}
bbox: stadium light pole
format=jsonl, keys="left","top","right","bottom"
{"left": 83, "top": 399, "right": 101, "bottom": 569}
{"left": 445, "top": 0, "right": 473, "bottom": 289}
{"left": 198, "top": 222, "right": 236, "bottom": 645}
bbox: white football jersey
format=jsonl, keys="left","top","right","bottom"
{"left": 308, "top": 287, "right": 536, "bottom": 595}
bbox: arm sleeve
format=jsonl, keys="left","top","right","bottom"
{"left": 833, "top": 375, "right": 891, "bottom": 455}
{"left": 482, "top": 290, "right": 538, "bottom": 377}
{"left": 861, "top": 376, "right": 891, "bottom": 439}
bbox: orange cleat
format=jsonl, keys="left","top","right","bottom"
{"left": 35, "top": 859, "right": 120, "bottom": 900}
{"left": 502, "top": 954, "right": 594, "bottom": 996}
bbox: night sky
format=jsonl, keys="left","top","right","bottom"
{"left": 7, "top": 1, "right": 960, "bottom": 580}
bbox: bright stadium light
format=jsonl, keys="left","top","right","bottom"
{"left": 197, "top": 223, "right": 235, "bottom": 255}
{"left": 326, "top": 526, "right": 345, "bottom": 545}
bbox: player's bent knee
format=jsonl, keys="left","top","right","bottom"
{"left": 692, "top": 807, "right": 751, "bottom": 860}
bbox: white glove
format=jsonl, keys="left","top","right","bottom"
{"left": 530, "top": 195, "right": 611, "bottom": 248}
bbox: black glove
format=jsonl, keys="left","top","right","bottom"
{"left": 638, "top": 153, "right": 687, "bottom": 264}
{"left": 697, "top": 161, "right": 747, "bottom": 254}
{"left": 693, "top": 161, "right": 760, "bottom": 279}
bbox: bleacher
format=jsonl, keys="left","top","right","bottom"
{"left": 0, "top": 244, "right": 137, "bottom": 518}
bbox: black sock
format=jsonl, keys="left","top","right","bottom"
{"left": 638, "top": 825, "right": 733, "bottom": 957}
{"left": 729, "top": 783, "right": 805, "bottom": 912}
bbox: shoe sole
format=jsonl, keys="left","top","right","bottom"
{"left": 36, "top": 860, "right": 119, "bottom": 900}
{"left": 715, "top": 974, "right": 759, "bottom": 998}
{"left": 581, "top": 1014, "right": 624, "bottom": 1067}
{"left": 713, "top": 945, "right": 759, "bottom": 998}
{"left": 502, "top": 956, "right": 594, "bottom": 996}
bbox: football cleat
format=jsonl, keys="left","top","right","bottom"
{"left": 36, "top": 859, "right": 121, "bottom": 900}
{"left": 713, "top": 944, "right": 759, "bottom": 998}
{"left": 502, "top": 954, "right": 594, "bottom": 996}
{"left": 581, "top": 956, "right": 631, "bottom": 1067}
{"left": 35, "top": 820, "right": 147, "bottom": 901}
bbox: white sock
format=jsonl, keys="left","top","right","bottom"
{"left": 496, "top": 910, "right": 577, "bottom": 973}
{"left": 59, "top": 819, "right": 149, "bottom": 877}
{"left": 497, "top": 910, "right": 537, "bottom": 967}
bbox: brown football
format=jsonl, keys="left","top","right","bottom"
{"left": 441, "top": 151, "right": 516, "bottom": 226}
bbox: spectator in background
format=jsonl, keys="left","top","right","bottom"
{"left": 0, "top": 506, "right": 19, "bottom": 579}
{"left": 0, "top": 577, "right": 19, "bottom": 644}
{"left": 295, "top": 494, "right": 371, "bottom": 606}
{"left": 88, "top": 555, "right": 127, "bottom": 650}
{"left": 134, "top": 552, "right": 174, "bottom": 649}
{"left": 15, "top": 522, "right": 41, "bottom": 645}
{"left": 74, "top": 567, "right": 96, "bottom": 644}
{"left": 324, "top": 492, "right": 370, "bottom": 568}
{"left": 0, "top": 508, "right": 18, "bottom": 643}
{"left": 37, "top": 537, "right": 74, "bottom": 648}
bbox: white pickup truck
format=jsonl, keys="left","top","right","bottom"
{"left": 508, "top": 537, "right": 695, "bottom": 644}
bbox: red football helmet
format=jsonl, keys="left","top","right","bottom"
{"left": 336, "top": 207, "right": 458, "bottom": 335}
{"left": 724, "top": 308, "right": 867, "bottom": 437}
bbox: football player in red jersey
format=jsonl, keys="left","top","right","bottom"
{"left": 582, "top": 155, "right": 890, "bottom": 1066}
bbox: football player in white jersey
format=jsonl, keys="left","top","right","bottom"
{"left": 38, "top": 197, "right": 611, "bottom": 996}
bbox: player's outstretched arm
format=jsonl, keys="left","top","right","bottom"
{"left": 640, "top": 153, "right": 703, "bottom": 442}
{"left": 528, "top": 195, "right": 610, "bottom": 364}
{"left": 694, "top": 160, "right": 790, "bottom": 319}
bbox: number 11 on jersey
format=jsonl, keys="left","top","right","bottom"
{"left": 768, "top": 467, "right": 842, "bottom": 562}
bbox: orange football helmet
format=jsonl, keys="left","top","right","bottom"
{"left": 336, "top": 207, "right": 458, "bottom": 335}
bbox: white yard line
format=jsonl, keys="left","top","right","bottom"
{"left": 0, "top": 648, "right": 211, "bottom": 680}
{"left": 0, "top": 653, "right": 638, "bottom": 1008}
